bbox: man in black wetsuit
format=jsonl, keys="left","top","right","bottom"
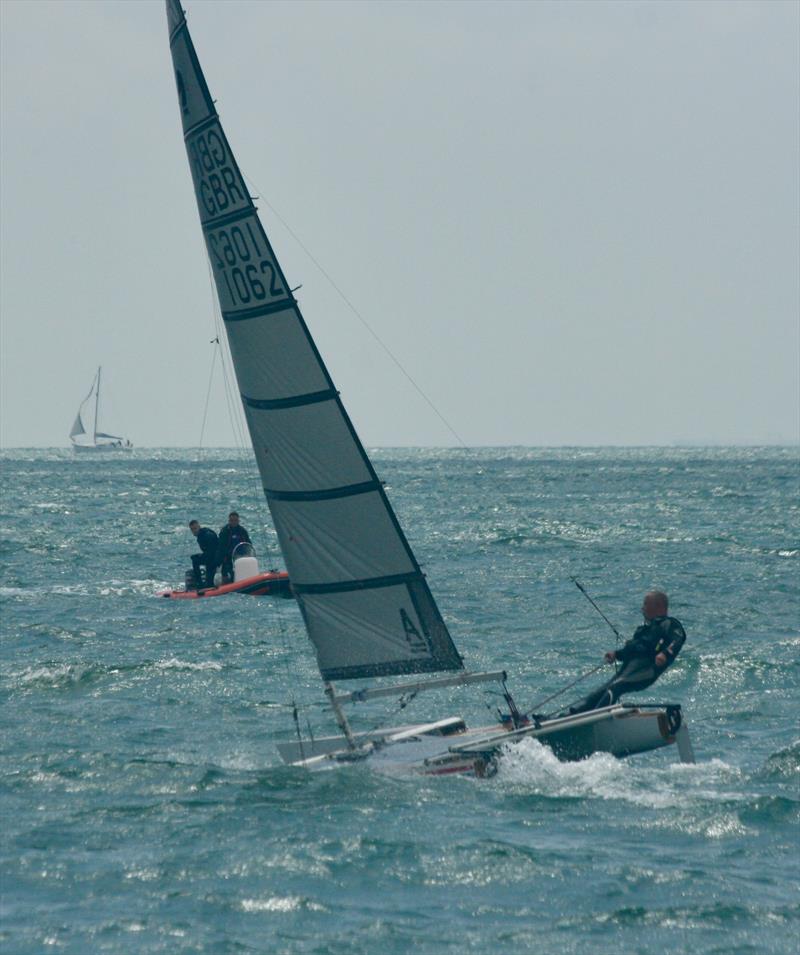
{"left": 217, "top": 511, "right": 252, "bottom": 583}
{"left": 569, "top": 590, "right": 686, "bottom": 714}
{"left": 188, "top": 520, "right": 219, "bottom": 588}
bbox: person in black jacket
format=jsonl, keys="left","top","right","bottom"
{"left": 188, "top": 520, "right": 219, "bottom": 588}
{"left": 217, "top": 511, "right": 252, "bottom": 583}
{"left": 569, "top": 590, "right": 686, "bottom": 714}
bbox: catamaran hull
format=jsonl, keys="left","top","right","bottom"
{"left": 279, "top": 704, "right": 694, "bottom": 776}
{"left": 419, "top": 705, "right": 692, "bottom": 776}
{"left": 161, "top": 571, "right": 291, "bottom": 599}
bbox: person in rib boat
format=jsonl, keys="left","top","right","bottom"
{"left": 568, "top": 589, "right": 686, "bottom": 714}
{"left": 188, "top": 520, "right": 219, "bottom": 589}
{"left": 217, "top": 511, "right": 251, "bottom": 584}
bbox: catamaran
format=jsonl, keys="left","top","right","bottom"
{"left": 165, "top": 0, "right": 694, "bottom": 775}
{"left": 69, "top": 367, "right": 132, "bottom": 452}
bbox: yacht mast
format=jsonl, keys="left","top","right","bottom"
{"left": 93, "top": 366, "right": 102, "bottom": 443}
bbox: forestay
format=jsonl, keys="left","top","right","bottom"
{"left": 165, "top": 0, "right": 463, "bottom": 681}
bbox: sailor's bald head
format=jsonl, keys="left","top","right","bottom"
{"left": 642, "top": 590, "right": 668, "bottom": 620}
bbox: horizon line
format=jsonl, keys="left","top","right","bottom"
{"left": 1, "top": 442, "right": 798, "bottom": 451}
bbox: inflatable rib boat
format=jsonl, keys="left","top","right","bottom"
{"left": 162, "top": 570, "right": 291, "bottom": 599}
{"left": 161, "top": 546, "right": 292, "bottom": 600}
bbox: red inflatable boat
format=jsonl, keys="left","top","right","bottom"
{"left": 161, "top": 570, "right": 291, "bottom": 599}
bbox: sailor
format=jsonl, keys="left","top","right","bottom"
{"left": 568, "top": 590, "right": 686, "bottom": 714}
{"left": 188, "top": 520, "right": 219, "bottom": 588}
{"left": 217, "top": 511, "right": 252, "bottom": 583}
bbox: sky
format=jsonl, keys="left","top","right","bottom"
{"left": 1, "top": 0, "right": 798, "bottom": 448}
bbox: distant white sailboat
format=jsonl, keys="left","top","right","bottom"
{"left": 165, "top": 0, "right": 693, "bottom": 775}
{"left": 69, "top": 367, "right": 132, "bottom": 452}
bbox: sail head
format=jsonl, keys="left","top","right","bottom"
{"left": 166, "top": 2, "right": 463, "bottom": 681}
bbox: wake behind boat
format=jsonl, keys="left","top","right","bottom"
{"left": 165, "top": 0, "right": 694, "bottom": 775}
{"left": 70, "top": 367, "right": 132, "bottom": 451}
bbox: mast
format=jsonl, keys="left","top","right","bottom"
{"left": 324, "top": 682, "right": 357, "bottom": 750}
{"left": 93, "top": 366, "right": 101, "bottom": 444}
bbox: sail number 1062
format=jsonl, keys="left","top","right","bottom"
{"left": 207, "top": 221, "right": 284, "bottom": 308}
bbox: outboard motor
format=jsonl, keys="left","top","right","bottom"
{"left": 232, "top": 542, "right": 259, "bottom": 582}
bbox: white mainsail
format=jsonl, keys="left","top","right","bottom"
{"left": 166, "top": 0, "right": 462, "bottom": 681}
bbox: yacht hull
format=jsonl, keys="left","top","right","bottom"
{"left": 71, "top": 444, "right": 133, "bottom": 452}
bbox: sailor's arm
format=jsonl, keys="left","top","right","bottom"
{"left": 608, "top": 630, "right": 646, "bottom": 664}
{"left": 604, "top": 642, "right": 635, "bottom": 664}
{"left": 655, "top": 619, "right": 686, "bottom": 668}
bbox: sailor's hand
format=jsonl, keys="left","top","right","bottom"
{"left": 655, "top": 652, "right": 667, "bottom": 667}
{"left": 604, "top": 651, "right": 616, "bottom": 663}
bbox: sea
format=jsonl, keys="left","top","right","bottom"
{"left": 1, "top": 446, "right": 798, "bottom": 955}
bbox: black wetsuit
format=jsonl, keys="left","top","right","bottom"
{"left": 191, "top": 527, "right": 219, "bottom": 588}
{"left": 570, "top": 615, "right": 686, "bottom": 714}
{"left": 217, "top": 524, "right": 251, "bottom": 580}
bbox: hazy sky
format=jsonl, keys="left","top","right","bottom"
{"left": 1, "top": 0, "right": 798, "bottom": 447}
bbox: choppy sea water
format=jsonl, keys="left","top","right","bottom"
{"left": 1, "top": 446, "right": 798, "bottom": 955}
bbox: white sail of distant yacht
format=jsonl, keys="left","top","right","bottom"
{"left": 69, "top": 367, "right": 132, "bottom": 452}
{"left": 165, "top": 0, "right": 694, "bottom": 774}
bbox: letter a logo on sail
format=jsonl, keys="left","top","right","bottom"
{"left": 400, "top": 608, "right": 429, "bottom": 654}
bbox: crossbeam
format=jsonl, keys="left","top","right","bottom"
{"left": 331, "top": 670, "right": 507, "bottom": 705}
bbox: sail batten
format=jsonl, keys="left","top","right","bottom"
{"left": 265, "top": 481, "right": 379, "bottom": 503}
{"left": 165, "top": 0, "right": 463, "bottom": 680}
{"left": 222, "top": 302, "right": 296, "bottom": 322}
{"left": 293, "top": 573, "right": 420, "bottom": 595}
{"left": 243, "top": 389, "right": 335, "bottom": 411}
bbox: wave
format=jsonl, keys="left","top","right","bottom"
{"left": 14, "top": 662, "right": 101, "bottom": 689}
{"left": 8, "top": 656, "right": 225, "bottom": 690}
{"left": 758, "top": 740, "right": 800, "bottom": 781}
{"left": 493, "top": 737, "right": 800, "bottom": 838}
{"left": 153, "top": 658, "right": 223, "bottom": 672}
{"left": 0, "top": 580, "right": 170, "bottom": 598}
{"left": 240, "top": 896, "right": 326, "bottom": 913}
{"left": 495, "top": 736, "right": 740, "bottom": 806}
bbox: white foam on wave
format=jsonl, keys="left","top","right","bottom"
{"left": 495, "top": 736, "right": 742, "bottom": 812}
{"left": 214, "top": 751, "right": 261, "bottom": 771}
{"left": 124, "top": 867, "right": 160, "bottom": 883}
{"left": 9, "top": 580, "right": 165, "bottom": 597}
{"left": 99, "top": 579, "right": 160, "bottom": 596}
{"left": 241, "top": 896, "right": 324, "bottom": 913}
{"left": 16, "top": 662, "right": 93, "bottom": 686}
{"left": 154, "top": 658, "right": 223, "bottom": 672}
{"left": 47, "top": 584, "right": 91, "bottom": 596}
